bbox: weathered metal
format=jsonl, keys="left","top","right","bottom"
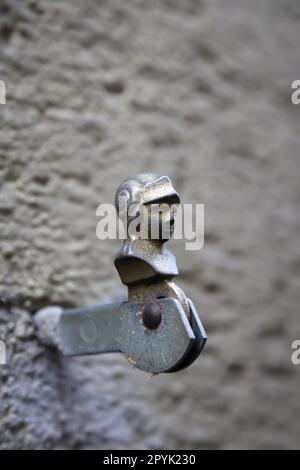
{"left": 35, "top": 173, "right": 207, "bottom": 374}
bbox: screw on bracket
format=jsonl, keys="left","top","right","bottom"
{"left": 35, "top": 174, "right": 207, "bottom": 374}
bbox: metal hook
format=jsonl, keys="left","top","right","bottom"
{"left": 35, "top": 174, "right": 207, "bottom": 374}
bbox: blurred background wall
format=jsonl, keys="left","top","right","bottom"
{"left": 0, "top": 0, "right": 300, "bottom": 449}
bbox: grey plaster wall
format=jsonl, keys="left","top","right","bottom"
{"left": 0, "top": 0, "right": 300, "bottom": 449}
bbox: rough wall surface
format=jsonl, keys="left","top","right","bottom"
{"left": 0, "top": 0, "right": 300, "bottom": 449}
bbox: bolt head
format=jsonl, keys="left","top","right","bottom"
{"left": 142, "top": 301, "right": 162, "bottom": 330}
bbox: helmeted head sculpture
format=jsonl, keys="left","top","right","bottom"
{"left": 114, "top": 173, "right": 180, "bottom": 286}
{"left": 115, "top": 173, "right": 180, "bottom": 242}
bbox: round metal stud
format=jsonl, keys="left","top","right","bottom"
{"left": 142, "top": 301, "right": 162, "bottom": 330}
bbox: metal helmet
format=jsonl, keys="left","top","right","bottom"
{"left": 115, "top": 173, "right": 180, "bottom": 237}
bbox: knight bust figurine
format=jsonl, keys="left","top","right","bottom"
{"left": 114, "top": 173, "right": 180, "bottom": 286}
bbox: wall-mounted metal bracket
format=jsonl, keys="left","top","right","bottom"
{"left": 35, "top": 174, "right": 207, "bottom": 374}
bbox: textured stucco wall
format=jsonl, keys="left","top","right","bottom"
{"left": 0, "top": 0, "right": 300, "bottom": 449}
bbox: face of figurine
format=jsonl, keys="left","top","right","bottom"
{"left": 145, "top": 200, "right": 179, "bottom": 242}
{"left": 117, "top": 197, "right": 179, "bottom": 242}
{"left": 115, "top": 174, "right": 180, "bottom": 243}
